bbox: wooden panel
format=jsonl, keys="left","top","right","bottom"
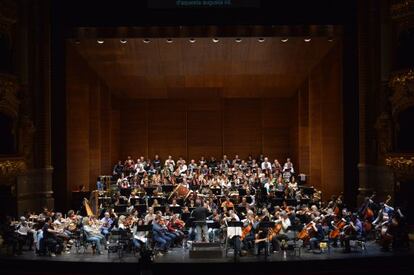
{"left": 307, "top": 42, "right": 343, "bottom": 198}
{"left": 74, "top": 37, "right": 336, "bottom": 99}
{"left": 298, "top": 81, "right": 310, "bottom": 175}
{"left": 100, "top": 85, "right": 111, "bottom": 174}
{"left": 110, "top": 97, "right": 121, "bottom": 165}
{"left": 66, "top": 44, "right": 114, "bottom": 192}
{"left": 120, "top": 100, "right": 148, "bottom": 160}
{"left": 222, "top": 99, "right": 261, "bottom": 159}
{"left": 66, "top": 46, "right": 91, "bottom": 192}
{"left": 187, "top": 98, "right": 222, "bottom": 160}
{"left": 89, "top": 79, "right": 101, "bottom": 190}
{"left": 262, "top": 98, "right": 293, "bottom": 161}
{"left": 147, "top": 100, "right": 187, "bottom": 159}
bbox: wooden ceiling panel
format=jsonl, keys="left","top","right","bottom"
{"left": 72, "top": 37, "right": 338, "bottom": 98}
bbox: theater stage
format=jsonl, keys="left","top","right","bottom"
{"left": 1, "top": 241, "right": 412, "bottom": 275}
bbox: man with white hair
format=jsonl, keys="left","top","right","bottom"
{"left": 261, "top": 157, "right": 272, "bottom": 171}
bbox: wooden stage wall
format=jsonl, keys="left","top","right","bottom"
{"left": 66, "top": 44, "right": 343, "bottom": 199}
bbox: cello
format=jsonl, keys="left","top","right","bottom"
{"left": 329, "top": 218, "right": 347, "bottom": 239}
{"left": 297, "top": 221, "right": 316, "bottom": 243}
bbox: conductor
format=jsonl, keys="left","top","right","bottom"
{"left": 191, "top": 199, "right": 209, "bottom": 242}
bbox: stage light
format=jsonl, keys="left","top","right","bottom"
{"left": 120, "top": 38, "right": 127, "bottom": 44}
{"left": 189, "top": 38, "right": 196, "bottom": 43}
{"left": 258, "top": 37, "right": 265, "bottom": 43}
{"left": 97, "top": 39, "right": 104, "bottom": 44}
{"left": 304, "top": 37, "right": 312, "bottom": 42}
{"left": 235, "top": 38, "right": 242, "bottom": 43}
{"left": 143, "top": 38, "right": 151, "bottom": 44}
{"left": 166, "top": 38, "right": 173, "bottom": 43}
{"left": 281, "top": 38, "right": 288, "bottom": 43}
{"left": 212, "top": 38, "right": 219, "bottom": 43}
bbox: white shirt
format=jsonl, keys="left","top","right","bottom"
{"left": 261, "top": 161, "right": 272, "bottom": 170}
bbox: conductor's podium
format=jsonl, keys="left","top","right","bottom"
{"left": 189, "top": 242, "right": 223, "bottom": 259}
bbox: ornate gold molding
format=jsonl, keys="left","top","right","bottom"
{"left": 0, "top": 159, "right": 27, "bottom": 180}
{"left": 0, "top": 73, "right": 19, "bottom": 118}
{"left": 385, "top": 154, "right": 414, "bottom": 180}
{"left": 389, "top": 69, "right": 414, "bottom": 117}
{"left": 391, "top": 0, "right": 414, "bottom": 19}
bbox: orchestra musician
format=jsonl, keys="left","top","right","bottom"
{"left": 340, "top": 213, "right": 363, "bottom": 253}
{"left": 191, "top": 200, "right": 210, "bottom": 242}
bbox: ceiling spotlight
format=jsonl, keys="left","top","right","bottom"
{"left": 212, "top": 38, "right": 219, "bottom": 43}
{"left": 143, "top": 38, "right": 151, "bottom": 44}
{"left": 235, "top": 38, "right": 242, "bottom": 43}
{"left": 120, "top": 38, "right": 127, "bottom": 44}
{"left": 166, "top": 38, "right": 173, "bottom": 43}
{"left": 258, "top": 37, "right": 265, "bottom": 43}
{"left": 74, "top": 39, "right": 80, "bottom": 44}
{"left": 97, "top": 39, "right": 104, "bottom": 44}
{"left": 304, "top": 37, "right": 312, "bottom": 42}
{"left": 281, "top": 38, "right": 289, "bottom": 43}
{"left": 328, "top": 37, "right": 334, "bottom": 42}
{"left": 189, "top": 38, "right": 196, "bottom": 43}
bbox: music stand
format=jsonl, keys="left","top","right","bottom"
{"left": 275, "top": 191, "right": 285, "bottom": 199}
{"left": 98, "top": 197, "right": 112, "bottom": 207}
{"left": 120, "top": 188, "right": 131, "bottom": 197}
{"left": 181, "top": 213, "right": 191, "bottom": 224}
{"left": 170, "top": 206, "right": 182, "bottom": 214}
{"left": 238, "top": 189, "right": 247, "bottom": 197}
{"left": 270, "top": 198, "right": 284, "bottom": 207}
{"left": 300, "top": 186, "right": 314, "bottom": 196}
{"left": 154, "top": 206, "right": 166, "bottom": 214}
{"left": 226, "top": 221, "right": 243, "bottom": 260}
{"left": 130, "top": 198, "right": 141, "bottom": 206}
{"left": 189, "top": 185, "right": 199, "bottom": 191}
{"left": 114, "top": 204, "right": 127, "bottom": 215}
{"left": 144, "top": 187, "right": 156, "bottom": 196}
{"left": 211, "top": 188, "right": 221, "bottom": 195}
{"left": 236, "top": 206, "right": 247, "bottom": 217}
{"left": 162, "top": 185, "right": 174, "bottom": 193}
{"left": 134, "top": 204, "right": 147, "bottom": 216}
{"left": 257, "top": 221, "right": 275, "bottom": 259}
{"left": 176, "top": 198, "right": 184, "bottom": 206}
{"left": 285, "top": 198, "right": 297, "bottom": 206}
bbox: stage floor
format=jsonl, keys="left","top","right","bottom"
{"left": 1, "top": 241, "right": 412, "bottom": 274}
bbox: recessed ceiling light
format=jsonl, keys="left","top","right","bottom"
{"left": 304, "top": 37, "right": 312, "bottom": 42}
{"left": 328, "top": 37, "right": 334, "bottom": 42}
{"left": 189, "top": 38, "right": 196, "bottom": 43}
{"left": 235, "top": 38, "right": 242, "bottom": 43}
{"left": 97, "top": 39, "right": 104, "bottom": 44}
{"left": 143, "top": 38, "right": 151, "bottom": 44}
{"left": 120, "top": 38, "right": 127, "bottom": 44}
{"left": 212, "top": 38, "right": 219, "bottom": 43}
{"left": 281, "top": 38, "right": 289, "bottom": 43}
{"left": 258, "top": 37, "right": 265, "bottom": 43}
{"left": 166, "top": 38, "right": 173, "bottom": 43}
